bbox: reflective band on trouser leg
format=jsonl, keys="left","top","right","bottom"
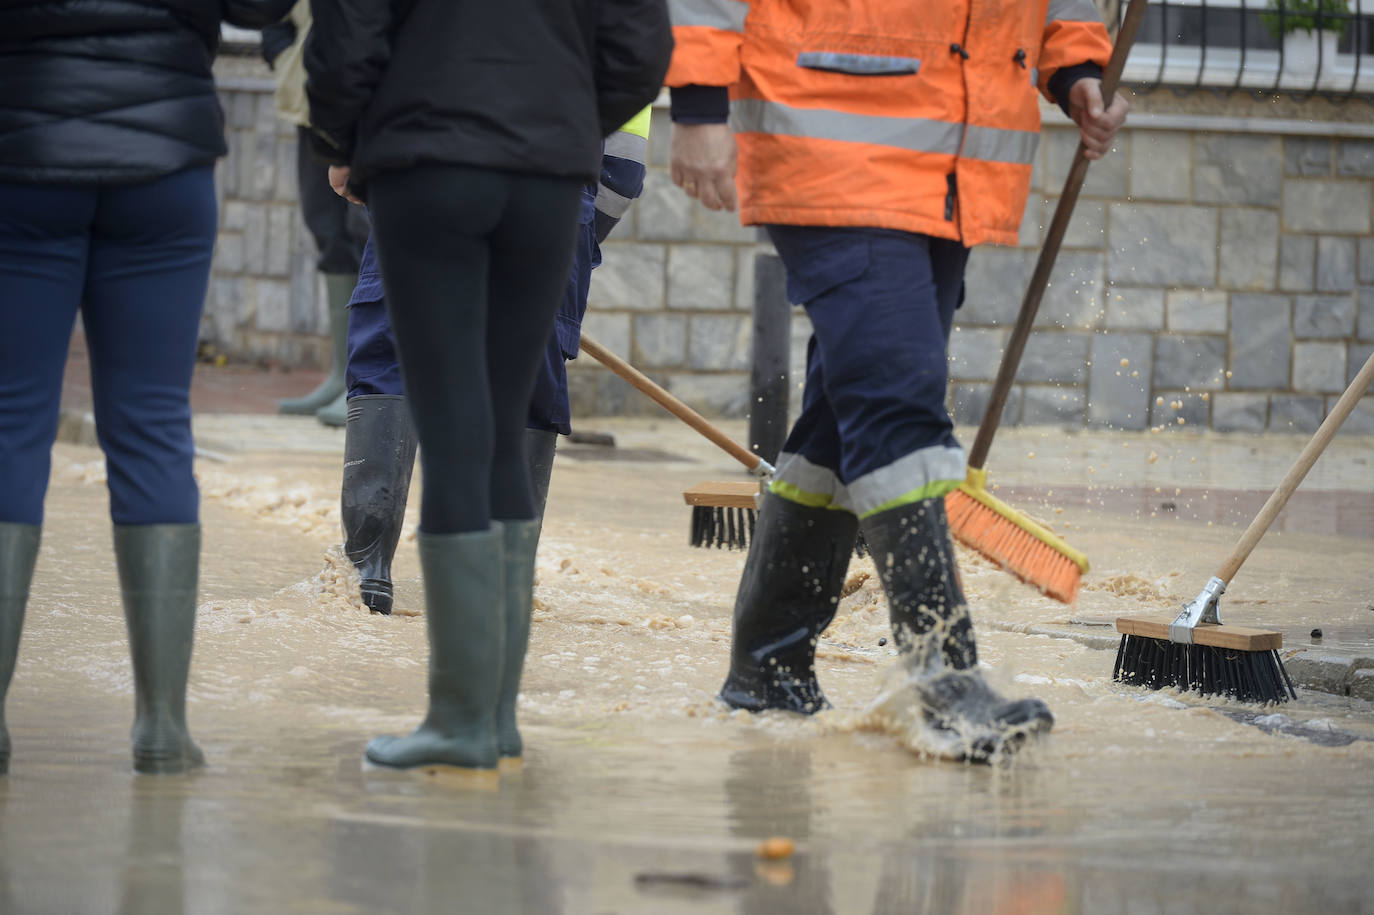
{"left": 768, "top": 451, "right": 856, "bottom": 514}
{"left": 848, "top": 445, "right": 967, "bottom": 520}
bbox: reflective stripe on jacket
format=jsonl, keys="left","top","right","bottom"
{"left": 665, "top": 0, "right": 1111, "bottom": 246}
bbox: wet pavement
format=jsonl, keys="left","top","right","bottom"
{"left": 9, "top": 350, "right": 1373, "bottom": 914}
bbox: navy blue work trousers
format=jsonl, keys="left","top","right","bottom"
{"left": 766, "top": 226, "right": 970, "bottom": 518}
{"left": 0, "top": 167, "right": 216, "bottom": 526}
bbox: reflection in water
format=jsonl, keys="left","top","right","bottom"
{"left": 118, "top": 780, "right": 187, "bottom": 915}
{"left": 725, "top": 744, "right": 833, "bottom": 915}
{"left": 329, "top": 770, "right": 564, "bottom": 914}
{"left": 0, "top": 786, "right": 13, "bottom": 915}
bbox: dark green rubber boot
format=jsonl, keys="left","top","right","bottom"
{"left": 496, "top": 519, "right": 539, "bottom": 760}
{"left": 365, "top": 527, "right": 504, "bottom": 771}
{"left": 315, "top": 390, "right": 348, "bottom": 428}
{"left": 0, "top": 523, "right": 41, "bottom": 776}
{"left": 114, "top": 524, "right": 206, "bottom": 775}
{"left": 860, "top": 499, "right": 1052, "bottom": 762}
{"left": 495, "top": 430, "right": 555, "bottom": 759}
{"left": 341, "top": 395, "right": 417, "bottom": 615}
{"left": 719, "top": 492, "right": 859, "bottom": 715}
{"left": 279, "top": 273, "right": 352, "bottom": 415}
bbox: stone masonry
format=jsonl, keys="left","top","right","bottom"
{"left": 205, "top": 63, "right": 1374, "bottom": 435}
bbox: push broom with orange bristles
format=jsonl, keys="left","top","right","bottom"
{"left": 945, "top": 0, "right": 1147, "bottom": 604}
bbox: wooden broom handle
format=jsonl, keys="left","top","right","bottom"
{"left": 577, "top": 334, "right": 766, "bottom": 473}
{"left": 1216, "top": 349, "right": 1374, "bottom": 583}
{"left": 967, "top": 0, "right": 1149, "bottom": 470}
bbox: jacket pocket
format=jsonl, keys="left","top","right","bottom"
{"left": 796, "top": 51, "right": 920, "bottom": 76}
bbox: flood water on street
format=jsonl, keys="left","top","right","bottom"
{"left": 2, "top": 419, "right": 1372, "bottom": 914}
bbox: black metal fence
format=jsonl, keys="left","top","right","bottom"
{"left": 1112, "top": 0, "right": 1374, "bottom": 99}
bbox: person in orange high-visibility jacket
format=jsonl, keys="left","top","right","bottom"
{"left": 667, "top": 0, "right": 1128, "bottom": 762}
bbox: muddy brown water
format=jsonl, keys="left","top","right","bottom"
{"left": 2, "top": 422, "right": 1372, "bottom": 914}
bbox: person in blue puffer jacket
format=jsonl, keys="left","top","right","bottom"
{"left": 0, "top": 0, "right": 295, "bottom": 776}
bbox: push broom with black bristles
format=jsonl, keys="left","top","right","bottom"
{"left": 945, "top": 0, "right": 1147, "bottom": 604}
{"left": 576, "top": 334, "right": 774, "bottom": 550}
{"left": 1114, "top": 349, "right": 1374, "bottom": 705}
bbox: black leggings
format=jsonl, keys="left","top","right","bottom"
{"left": 368, "top": 166, "right": 584, "bottom": 534}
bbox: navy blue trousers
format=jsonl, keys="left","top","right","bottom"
{"left": 0, "top": 168, "right": 216, "bottom": 526}
{"left": 345, "top": 184, "right": 601, "bottom": 435}
{"left": 766, "top": 226, "right": 970, "bottom": 519}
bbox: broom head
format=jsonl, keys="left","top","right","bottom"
{"left": 1113, "top": 616, "right": 1296, "bottom": 704}
{"left": 685, "top": 481, "right": 759, "bottom": 549}
{"left": 683, "top": 481, "right": 868, "bottom": 556}
{"left": 944, "top": 468, "right": 1089, "bottom": 604}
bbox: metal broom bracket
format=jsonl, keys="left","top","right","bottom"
{"left": 1170, "top": 576, "right": 1226, "bottom": 644}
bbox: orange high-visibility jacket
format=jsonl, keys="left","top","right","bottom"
{"left": 666, "top": 1, "right": 1112, "bottom": 247}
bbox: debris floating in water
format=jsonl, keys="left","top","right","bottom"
{"left": 756, "top": 837, "right": 795, "bottom": 860}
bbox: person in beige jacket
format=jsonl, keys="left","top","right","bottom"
{"left": 263, "top": 1, "right": 369, "bottom": 425}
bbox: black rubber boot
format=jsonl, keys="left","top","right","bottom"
{"left": 861, "top": 499, "right": 1053, "bottom": 762}
{"left": 0, "top": 523, "right": 41, "bottom": 776}
{"left": 341, "top": 395, "right": 417, "bottom": 615}
{"left": 496, "top": 519, "right": 539, "bottom": 760}
{"left": 114, "top": 524, "right": 206, "bottom": 775}
{"left": 279, "top": 273, "right": 352, "bottom": 415}
{"left": 365, "top": 527, "right": 504, "bottom": 771}
{"left": 719, "top": 492, "right": 859, "bottom": 714}
{"left": 524, "top": 428, "right": 557, "bottom": 542}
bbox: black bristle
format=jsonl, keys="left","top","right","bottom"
{"left": 1113, "top": 634, "right": 1296, "bottom": 704}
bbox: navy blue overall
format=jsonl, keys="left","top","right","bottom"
{"left": 765, "top": 226, "right": 970, "bottom": 519}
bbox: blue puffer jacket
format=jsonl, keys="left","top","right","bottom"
{"left": 0, "top": 0, "right": 294, "bottom": 186}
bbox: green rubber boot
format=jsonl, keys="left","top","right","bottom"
{"left": 496, "top": 519, "right": 539, "bottom": 760}
{"left": 315, "top": 390, "right": 348, "bottom": 428}
{"left": 0, "top": 523, "right": 41, "bottom": 776}
{"left": 365, "top": 527, "right": 504, "bottom": 771}
{"left": 115, "top": 524, "right": 206, "bottom": 775}
{"left": 495, "top": 429, "right": 557, "bottom": 760}
{"left": 279, "top": 273, "right": 352, "bottom": 415}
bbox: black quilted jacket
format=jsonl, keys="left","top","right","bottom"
{"left": 0, "top": 0, "right": 294, "bottom": 186}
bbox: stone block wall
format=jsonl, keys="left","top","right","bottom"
{"left": 204, "top": 75, "right": 334, "bottom": 372}
{"left": 205, "top": 67, "right": 1374, "bottom": 434}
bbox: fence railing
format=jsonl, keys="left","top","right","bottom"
{"left": 1108, "top": 0, "right": 1374, "bottom": 99}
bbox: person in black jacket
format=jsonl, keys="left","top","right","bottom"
{"left": 0, "top": 0, "right": 294, "bottom": 776}
{"left": 305, "top": 0, "right": 671, "bottom": 773}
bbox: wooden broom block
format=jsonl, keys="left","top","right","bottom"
{"left": 683, "top": 481, "right": 759, "bottom": 508}
{"left": 1115, "top": 616, "right": 1283, "bottom": 652}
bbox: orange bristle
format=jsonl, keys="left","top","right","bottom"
{"left": 945, "top": 489, "right": 1082, "bottom": 604}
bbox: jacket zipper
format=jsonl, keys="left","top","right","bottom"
{"left": 946, "top": 1, "right": 974, "bottom": 231}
